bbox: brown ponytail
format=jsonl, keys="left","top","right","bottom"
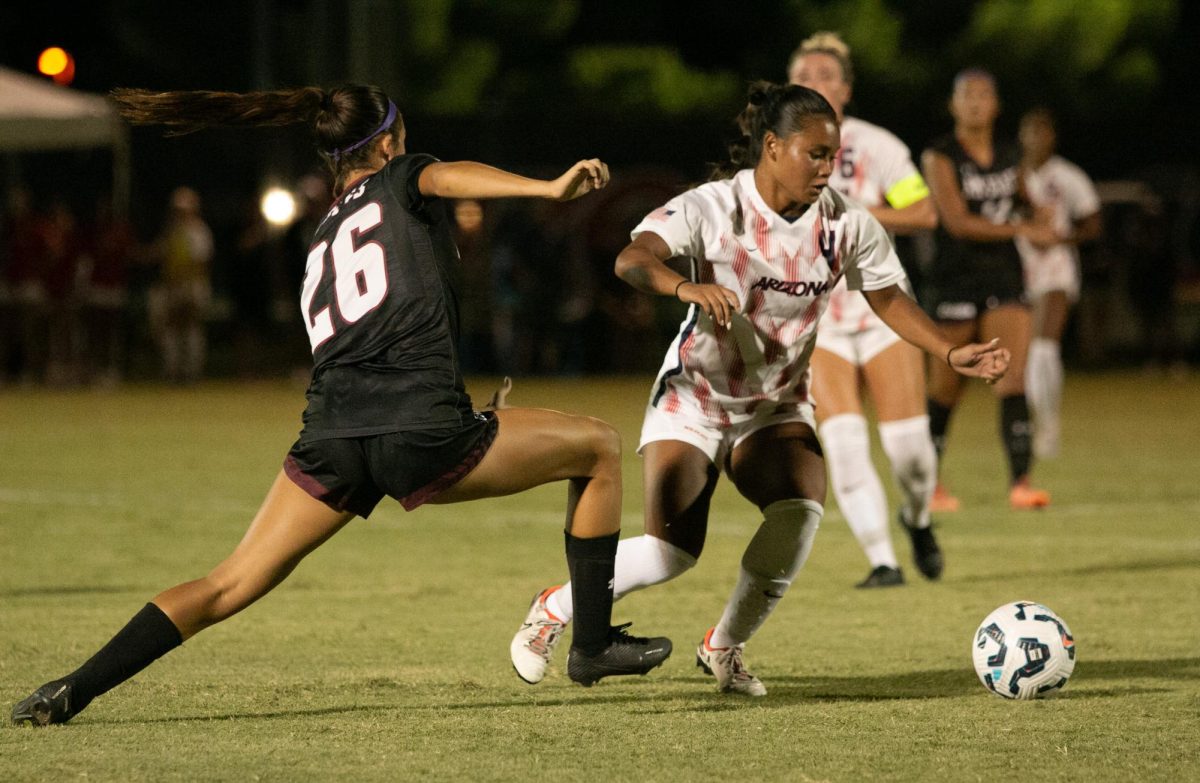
{"left": 110, "top": 85, "right": 403, "bottom": 187}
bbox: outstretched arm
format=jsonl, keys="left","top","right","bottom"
{"left": 615, "top": 232, "right": 740, "bottom": 329}
{"left": 923, "top": 150, "right": 1057, "bottom": 245}
{"left": 864, "top": 283, "right": 1010, "bottom": 381}
{"left": 418, "top": 159, "right": 610, "bottom": 201}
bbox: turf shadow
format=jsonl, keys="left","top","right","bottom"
{"left": 951, "top": 555, "right": 1200, "bottom": 584}
{"left": 59, "top": 658, "right": 1200, "bottom": 724}
{"left": 663, "top": 656, "right": 1200, "bottom": 705}
{"left": 0, "top": 585, "right": 142, "bottom": 598}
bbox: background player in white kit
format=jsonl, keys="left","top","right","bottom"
{"left": 788, "top": 32, "right": 944, "bottom": 589}
{"left": 1016, "top": 107, "right": 1102, "bottom": 457}
{"left": 511, "top": 82, "right": 1009, "bottom": 696}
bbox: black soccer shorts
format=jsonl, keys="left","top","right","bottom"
{"left": 284, "top": 412, "right": 498, "bottom": 518}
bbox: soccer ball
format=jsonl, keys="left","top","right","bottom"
{"left": 972, "top": 601, "right": 1076, "bottom": 699}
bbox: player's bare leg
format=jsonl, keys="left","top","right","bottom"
{"left": 927, "top": 319, "right": 977, "bottom": 512}
{"left": 440, "top": 407, "right": 672, "bottom": 686}
{"left": 981, "top": 305, "right": 1048, "bottom": 508}
{"left": 697, "top": 422, "right": 826, "bottom": 696}
{"left": 812, "top": 346, "right": 903, "bottom": 587}
{"left": 1028, "top": 291, "right": 1070, "bottom": 457}
{"left": 13, "top": 473, "right": 354, "bottom": 726}
{"left": 508, "top": 438, "right": 716, "bottom": 683}
{"left": 864, "top": 341, "right": 943, "bottom": 579}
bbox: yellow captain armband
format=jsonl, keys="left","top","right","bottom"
{"left": 885, "top": 173, "right": 930, "bottom": 209}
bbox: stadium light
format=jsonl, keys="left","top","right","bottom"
{"left": 37, "top": 47, "right": 75, "bottom": 86}
{"left": 261, "top": 187, "right": 297, "bottom": 226}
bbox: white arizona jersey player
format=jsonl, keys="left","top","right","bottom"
{"left": 822, "top": 116, "right": 927, "bottom": 339}
{"left": 633, "top": 167, "right": 907, "bottom": 439}
{"left": 1016, "top": 108, "right": 1103, "bottom": 459}
{"left": 1017, "top": 154, "right": 1100, "bottom": 300}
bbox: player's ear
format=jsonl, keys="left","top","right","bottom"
{"left": 763, "top": 131, "right": 778, "bottom": 162}
{"left": 378, "top": 133, "right": 397, "bottom": 162}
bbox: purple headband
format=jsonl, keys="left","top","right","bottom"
{"left": 328, "top": 100, "right": 398, "bottom": 161}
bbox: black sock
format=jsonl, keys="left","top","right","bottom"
{"left": 64, "top": 603, "right": 183, "bottom": 714}
{"left": 1000, "top": 394, "right": 1034, "bottom": 483}
{"left": 564, "top": 531, "right": 618, "bottom": 656}
{"left": 927, "top": 399, "right": 954, "bottom": 463}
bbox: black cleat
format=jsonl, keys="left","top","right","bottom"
{"left": 901, "top": 513, "right": 944, "bottom": 580}
{"left": 12, "top": 680, "right": 75, "bottom": 726}
{"left": 566, "top": 623, "right": 673, "bottom": 687}
{"left": 855, "top": 565, "right": 905, "bottom": 589}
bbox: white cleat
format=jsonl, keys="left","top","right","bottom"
{"left": 695, "top": 627, "right": 767, "bottom": 697}
{"left": 510, "top": 586, "right": 568, "bottom": 684}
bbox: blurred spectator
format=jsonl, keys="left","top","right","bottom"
{"left": 42, "top": 198, "right": 85, "bottom": 386}
{"left": 490, "top": 203, "right": 549, "bottom": 373}
{"left": 1120, "top": 194, "right": 1182, "bottom": 373}
{"left": 451, "top": 199, "right": 496, "bottom": 372}
{"left": 148, "top": 187, "right": 213, "bottom": 383}
{"left": 81, "top": 195, "right": 137, "bottom": 387}
{"left": 586, "top": 172, "right": 685, "bottom": 373}
{"left": 2, "top": 187, "right": 51, "bottom": 384}
{"left": 229, "top": 197, "right": 273, "bottom": 377}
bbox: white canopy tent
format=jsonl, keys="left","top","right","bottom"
{"left": 0, "top": 66, "right": 130, "bottom": 213}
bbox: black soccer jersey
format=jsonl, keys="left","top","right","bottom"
{"left": 925, "top": 134, "right": 1024, "bottom": 295}
{"left": 297, "top": 153, "right": 475, "bottom": 440}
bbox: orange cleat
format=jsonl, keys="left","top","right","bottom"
{"left": 930, "top": 483, "right": 961, "bottom": 513}
{"left": 1009, "top": 479, "right": 1051, "bottom": 510}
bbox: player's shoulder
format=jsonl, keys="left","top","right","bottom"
{"left": 819, "top": 185, "right": 868, "bottom": 221}
{"left": 1047, "top": 155, "right": 1092, "bottom": 183}
{"left": 924, "top": 132, "right": 959, "bottom": 157}
{"left": 843, "top": 116, "right": 910, "bottom": 152}
{"left": 670, "top": 173, "right": 742, "bottom": 216}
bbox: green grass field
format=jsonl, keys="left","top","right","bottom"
{"left": 1, "top": 374, "right": 1197, "bottom": 781}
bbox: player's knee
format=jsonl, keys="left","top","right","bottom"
{"left": 580, "top": 416, "right": 622, "bottom": 472}
{"left": 742, "top": 498, "right": 823, "bottom": 582}
{"left": 879, "top": 416, "right": 937, "bottom": 481}
{"left": 819, "top": 414, "right": 872, "bottom": 494}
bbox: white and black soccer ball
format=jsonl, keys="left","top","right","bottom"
{"left": 972, "top": 601, "right": 1076, "bottom": 700}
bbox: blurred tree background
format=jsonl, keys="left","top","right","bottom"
{"left": 2, "top": 0, "right": 1189, "bottom": 179}
{"left": 1, "top": 0, "right": 1196, "bottom": 376}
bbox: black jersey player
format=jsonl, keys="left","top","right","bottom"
{"left": 920, "top": 69, "right": 1059, "bottom": 512}
{"left": 12, "top": 85, "right": 671, "bottom": 727}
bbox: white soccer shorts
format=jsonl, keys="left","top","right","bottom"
{"left": 639, "top": 399, "right": 817, "bottom": 467}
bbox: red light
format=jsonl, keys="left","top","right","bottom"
{"left": 37, "top": 47, "right": 75, "bottom": 86}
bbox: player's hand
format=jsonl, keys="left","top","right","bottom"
{"left": 677, "top": 282, "right": 740, "bottom": 329}
{"left": 547, "top": 159, "right": 610, "bottom": 201}
{"left": 949, "top": 338, "right": 1010, "bottom": 383}
{"left": 1017, "top": 220, "right": 1059, "bottom": 249}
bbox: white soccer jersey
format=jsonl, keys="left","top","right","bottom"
{"left": 1017, "top": 155, "right": 1100, "bottom": 297}
{"left": 823, "top": 116, "right": 928, "bottom": 335}
{"left": 633, "top": 168, "right": 908, "bottom": 426}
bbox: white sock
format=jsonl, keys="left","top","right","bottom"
{"left": 548, "top": 535, "right": 696, "bottom": 621}
{"left": 710, "top": 499, "right": 822, "bottom": 648}
{"left": 819, "top": 414, "right": 897, "bottom": 568}
{"left": 878, "top": 415, "right": 937, "bottom": 530}
{"left": 1026, "top": 338, "right": 1063, "bottom": 455}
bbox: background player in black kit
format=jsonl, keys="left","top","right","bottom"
{"left": 921, "top": 69, "right": 1059, "bottom": 511}
{"left": 12, "top": 84, "right": 672, "bottom": 727}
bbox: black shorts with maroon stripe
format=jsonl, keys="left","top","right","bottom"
{"left": 284, "top": 411, "right": 498, "bottom": 518}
